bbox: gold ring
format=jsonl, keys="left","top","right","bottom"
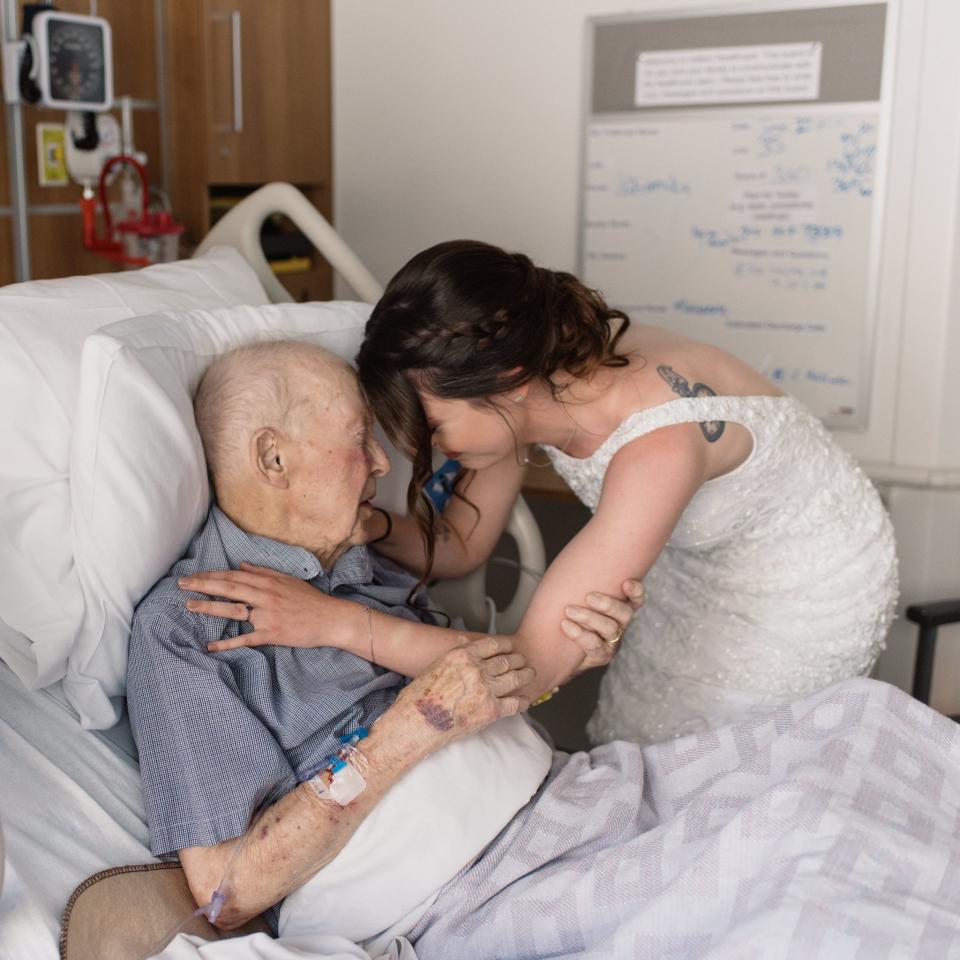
{"left": 604, "top": 628, "right": 624, "bottom": 647}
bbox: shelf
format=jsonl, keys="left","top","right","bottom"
{"left": 269, "top": 256, "right": 312, "bottom": 275}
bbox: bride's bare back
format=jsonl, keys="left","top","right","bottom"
{"left": 560, "top": 324, "right": 784, "bottom": 484}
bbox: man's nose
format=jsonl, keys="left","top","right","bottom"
{"left": 371, "top": 438, "right": 391, "bottom": 478}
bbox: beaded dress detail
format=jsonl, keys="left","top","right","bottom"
{"left": 543, "top": 395, "right": 899, "bottom": 747}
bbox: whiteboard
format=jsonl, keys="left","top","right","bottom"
{"left": 579, "top": 4, "right": 892, "bottom": 428}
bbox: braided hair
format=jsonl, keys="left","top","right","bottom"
{"left": 356, "top": 239, "right": 629, "bottom": 583}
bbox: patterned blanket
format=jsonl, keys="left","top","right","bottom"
{"left": 154, "top": 679, "right": 960, "bottom": 960}
{"left": 411, "top": 678, "right": 960, "bottom": 959}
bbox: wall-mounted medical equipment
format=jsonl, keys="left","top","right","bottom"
{"left": 80, "top": 154, "right": 182, "bottom": 267}
{"left": 2, "top": 3, "right": 181, "bottom": 268}
{"left": 28, "top": 9, "right": 113, "bottom": 111}
{"left": 3, "top": 5, "right": 112, "bottom": 111}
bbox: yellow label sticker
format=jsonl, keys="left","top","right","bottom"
{"left": 37, "top": 123, "right": 68, "bottom": 187}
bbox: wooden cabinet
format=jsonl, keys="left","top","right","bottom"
{"left": 165, "top": 0, "right": 333, "bottom": 300}
{"left": 203, "top": 0, "right": 331, "bottom": 185}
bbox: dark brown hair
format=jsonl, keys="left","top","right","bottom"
{"left": 356, "top": 240, "right": 629, "bottom": 582}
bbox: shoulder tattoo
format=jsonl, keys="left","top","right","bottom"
{"left": 656, "top": 364, "right": 725, "bottom": 442}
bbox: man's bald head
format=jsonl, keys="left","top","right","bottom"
{"left": 194, "top": 340, "right": 356, "bottom": 492}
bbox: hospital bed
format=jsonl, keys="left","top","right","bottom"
{"left": 2, "top": 185, "right": 960, "bottom": 960}
{"left": 0, "top": 183, "right": 543, "bottom": 960}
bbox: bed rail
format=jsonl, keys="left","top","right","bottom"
{"left": 195, "top": 182, "right": 383, "bottom": 303}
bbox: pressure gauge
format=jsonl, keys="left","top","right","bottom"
{"left": 32, "top": 11, "right": 113, "bottom": 112}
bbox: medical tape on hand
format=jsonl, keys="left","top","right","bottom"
{"left": 303, "top": 726, "right": 370, "bottom": 806}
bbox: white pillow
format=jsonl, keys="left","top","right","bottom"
{"left": 280, "top": 715, "right": 553, "bottom": 949}
{"left": 0, "top": 247, "right": 269, "bottom": 698}
{"left": 68, "top": 301, "right": 411, "bottom": 728}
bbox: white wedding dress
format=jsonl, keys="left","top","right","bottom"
{"left": 543, "top": 394, "right": 899, "bottom": 746}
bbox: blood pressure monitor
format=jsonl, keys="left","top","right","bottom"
{"left": 32, "top": 10, "right": 113, "bottom": 112}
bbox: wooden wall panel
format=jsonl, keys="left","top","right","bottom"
{"left": 164, "top": 0, "right": 209, "bottom": 246}
{"left": 204, "top": 0, "right": 331, "bottom": 186}
{"left": 0, "top": 110, "right": 9, "bottom": 208}
{"left": 94, "top": 0, "right": 159, "bottom": 101}
{"left": 0, "top": 218, "right": 14, "bottom": 286}
{"left": 28, "top": 213, "right": 121, "bottom": 279}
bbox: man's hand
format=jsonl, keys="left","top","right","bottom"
{"left": 561, "top": 579, "right": 646, "bottom": 671}
{"left": 393, "top": 636, "right": 535, "bottom": 749}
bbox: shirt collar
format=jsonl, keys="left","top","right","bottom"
{"left": 211, "top": 504, "right": 372, "bottom": 586}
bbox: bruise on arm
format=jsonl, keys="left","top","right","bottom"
{"left": 416, "top": 696, "right": 454, "bottom": 732}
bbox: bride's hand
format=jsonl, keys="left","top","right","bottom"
{"left": 178, "top": 563, "right": 346, "bottom": 651}
{"left": 561, "top": 579, "right": 646, "bottom": 672}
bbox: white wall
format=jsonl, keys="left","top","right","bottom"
{"left": 333, "top": 0, "right": 960, "bottom": 711}
{"left": 332, "top": 0, "right": 640, "bottom": 283}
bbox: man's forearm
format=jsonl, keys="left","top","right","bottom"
{"left": 180, "top": 702, "right": 440, "bottom": 929}
{"left": 365, "top": 613, "right": 574, "bottom": 699}
{"left": 365, "top": 607, "right": 487, "bottom": 677}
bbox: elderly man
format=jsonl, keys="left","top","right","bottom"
{"left": 127, "top": 340, "right": 640, "bottom": 947}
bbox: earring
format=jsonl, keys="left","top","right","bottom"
{"left": 512, "top": 394, "right": 524, "bottom": 403}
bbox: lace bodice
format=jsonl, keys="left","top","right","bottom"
{"left": 543, "top": 395, "right": 899, "bottom": 746}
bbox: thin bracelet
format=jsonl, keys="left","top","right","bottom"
{"left": 364, "top": 605, "right": 375, "bottom": 665}
{"left": 369, "top": 507, "right": 392, "bottom": 545}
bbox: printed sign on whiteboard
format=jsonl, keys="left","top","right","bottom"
{"left": 635, "top": 43, "right": 822, "bottom": 107}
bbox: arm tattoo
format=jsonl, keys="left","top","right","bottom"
{"left": 656, "top": 364, "right": 726, "bottom": 442}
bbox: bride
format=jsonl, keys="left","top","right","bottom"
{"left": 186, "top": 239, "right": 899, "bottom": 746}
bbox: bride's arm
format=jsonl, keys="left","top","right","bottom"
{"left": 329, "top": 423, "right": 707, "bottom": 695}
{"left": 507, "top": 422, "right": 709, "bottom": 695}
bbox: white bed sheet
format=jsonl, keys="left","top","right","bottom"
{"left": 0, "top": 657, "right": 151, "bottom": 960}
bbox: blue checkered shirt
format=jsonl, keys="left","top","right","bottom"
{"left": 127, "top": 504, "right": 432, "bottom": 863}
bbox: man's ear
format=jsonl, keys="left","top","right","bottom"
{"left": 252, "top": 427, "right": 289, "bottom": 489}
